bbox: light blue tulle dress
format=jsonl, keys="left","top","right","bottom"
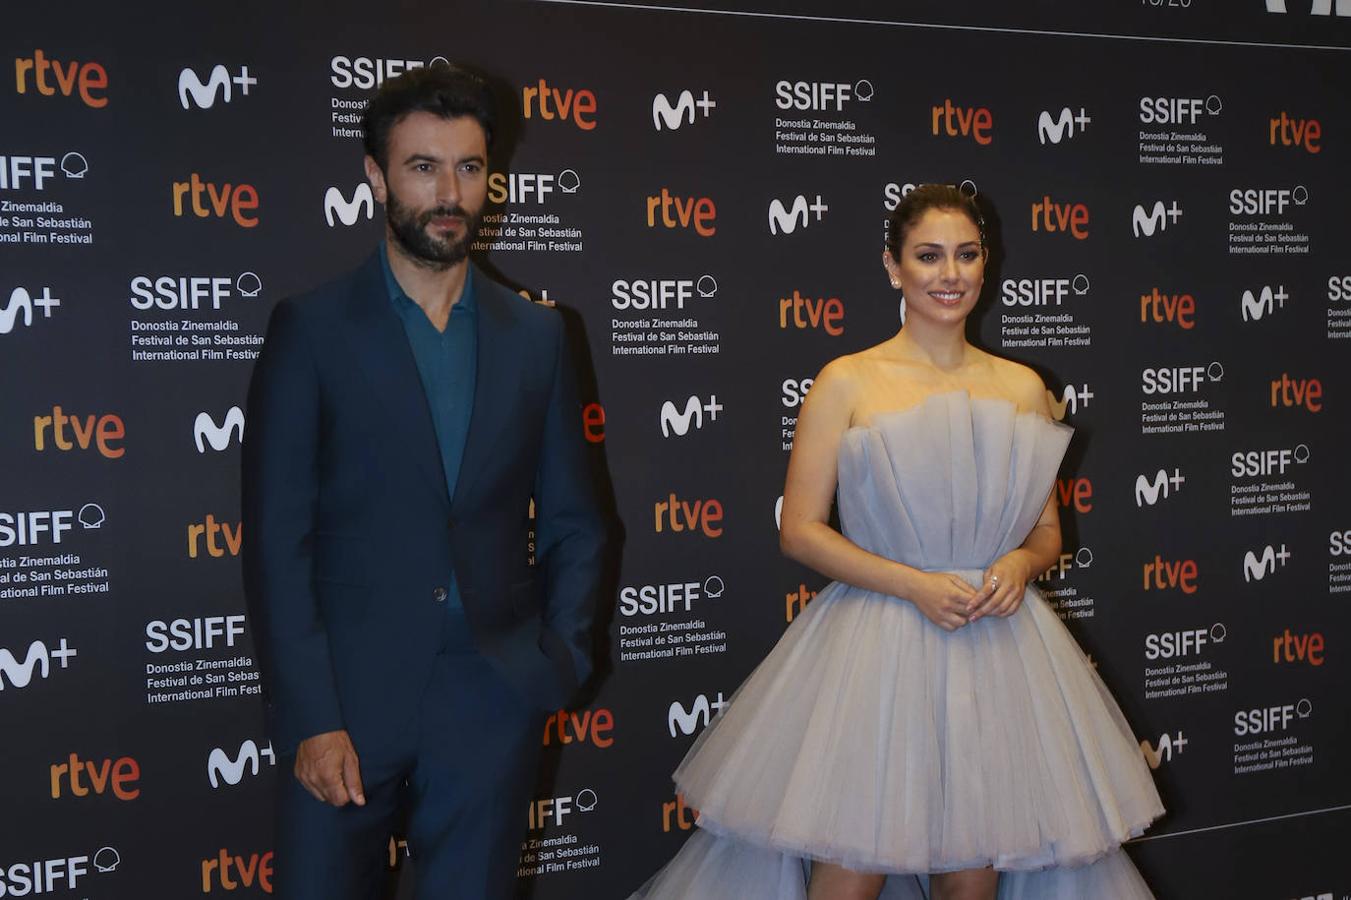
{"left": 630, "top": 392, "right": 1163, "bottom": 899}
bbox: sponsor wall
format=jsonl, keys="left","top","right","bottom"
{"left": 2, "top": 1, "right": 1349, "bottom": 897}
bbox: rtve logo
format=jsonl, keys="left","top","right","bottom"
{"left": 775, "top": 79, "right": 871, "bottom": 112}
{"left": 1231, "top": 444, "right": 1310, "bottom": 477}
{"left": 490, "top": 169, "right": 580, "bottom": 205}
{"left": 1030, "top": 195, "right": 1088, "bottom": 240}
{"left": 13, "top": 50, "right": 108, "bottom": 108}
{"left": 196, "top": 407, "right": 245, "bottom": 452}
{"left": 1055, "top": 477, "right": 1093, "bottom": 514}
{"left": 1002, "top": 274, "right": 1089, "bottom": 307}
{"left": 145, "top": 615, "right": 246, "bottom": 652}
{"left": 324, "top": 183, "right": 374, "bottom": 227}
{"left": 0, "top": 638, "right": 77, "bottom": 690}
{"left": 611, "top": 275, "right": 717, "bottom": 311}
{"left": 1139, "top": 95, "right": 1221, "bottom": 125}
{"left": 1140, "top": 288, "right": 1195, "bottom": 329}
{"left": 931, "top": 98, "right": 992, "bottom": 145}
{"left": 172, "top": 174, "right": 259, "bottom": 228}
{"left": 1243, "top": 544, "right": 1291, "bottom": 582}
{"left": 528, "top": 789, "right": 598, "bottom": 830}
{"left": 1, "top": 286, "right": 61, "bottom": 335}
{"left": 768, "top": 194, "right": 828, "bottom": 236}
{"left": 50, "top": 752, "right": 140, "bottom": 800}
{"left": 330, "top": 54, "right": 450, "bottom": 90}
{"left": 1230, "top": 185, "right": 1309, "bottom": 216}
{"left": 1, "top": 505, "right": 105, "bottom": 548}
{"left": 785, "top": 582, "right": 819, "bottom": 622}
{"left": 1145, "top": 623, "right": 1225, "bottom": 660}
{"left": 780, "top": 290, "right": 843, "bottom": 335}
{"left": 130, "top": 272, "right": 262, "bottom": 311}
{"left": 0, "top": 848, "right": 121, "bottom": 895}
{"left": 201, "top": 849, "right": 273, "bottom": 894}
{"left": 522, "top": 78, "right": 596, "bottom": 130}
{"left": 1269, "top": 111, "right": 1321, "bottom": 153}
{"left": 1132, "top": 200, "right": 1183, "bottom": 238}
{"left": 1, "top": 152, "right": 89, "bottom": 190}
{"left": 1045, "top": 384, "right": 1094, "bottom": 420}
{"left": 652, "top": 90, "right": 715, "bottom": 131}
{"left": 188, "top": 515, "right": 241, "bottom": 559}
{"left": 178, "top": 65, "right": 256, "bottom": 110}
{"left": 668, "top": 692, "right": 727, "bottom": 737}
{"left": 660, "top": 396, "right": 722, "bottom": 438}
{"left": 1037, "top": 107, "right": 1090, "bottom": 145}
{"left": 1270, "top": 372, "right": 1323, "bottom": 411}
{"left": 1143, "top": 555, "right": 1198, "bottom": 594}
{"left": 654, "top": 493, "right": 723, "bottom": 538}
{"left": 646, "top": 188, "right": 715, "bottom": 237}
{"left": 1037, "top": 547, "right": 1094, "bottom": 583}
{"left": 1141, "top": 362, "right": 1222, "bottom": 395}
{"left": 1274, "top": 628, "right": 1324, "bottom": 666}
{"left": 1233, "top": 698, "right": 1311, "bottom": 736}
{"left": 33, "top": 406, "right": 125, "bottom": 459}
{"left": 542, "top": 706, "right": 614, "bottom": 748}
{"left": 1135, "top": 468, "right": 1186, "bottom": 507}
{"left": 581, "top": 402, "right": 605, "bottom": 444}
{"left": 208, "top": 739, "right": 275, "bottom": 788}
{"left": 619, "top": 575, "right": 724, "bottom": 617}
{"left": 662, "top": 792, "right": 700, "bottom": 832}
{"left": 1139, "top": 731, "right": 1188, "bottom": 769}
{"left": 1266, "top": 0, "right": 1351, "bottom": 15}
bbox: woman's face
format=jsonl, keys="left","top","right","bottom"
{"left": 883, "top": 207, "right": 985, "bottom": 326}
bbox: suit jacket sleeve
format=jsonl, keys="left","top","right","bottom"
{"left": 241, "top": 299, "right": 344, "bottom": 752}
{"left": 533, "top": 318, "right": 608, "bottom": 691}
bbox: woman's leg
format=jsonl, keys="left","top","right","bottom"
{"left": 930, "top": 867, "right": 999, "bottom": 900}
{"left": 806, "top": 861, "right": 887, "bottom": 900}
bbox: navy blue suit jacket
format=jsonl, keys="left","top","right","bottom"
{"left": 241, "top": 252, "right": 607, "bottom": 754}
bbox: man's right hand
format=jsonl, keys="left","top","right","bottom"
{"left": 295, "top": 729, "right": 366, "bottom": 807}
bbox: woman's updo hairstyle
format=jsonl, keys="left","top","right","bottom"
{"left": 884, "top": 183, "right": 987, "bottom": 260}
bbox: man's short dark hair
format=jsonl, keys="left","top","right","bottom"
{"left": 361, "top": 64, "right": 496, "bottom": 170}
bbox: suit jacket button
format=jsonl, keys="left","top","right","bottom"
{"left": 433, "top": 586, "right": 448, "bottom": 602}
{"left": 447, "top": 518, "right": 456, "bottom": 531}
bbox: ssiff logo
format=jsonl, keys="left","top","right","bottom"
{"left": 652, "top": 90, "right": 715, "bottom": 130}
{"left": 931, "top": 98, "right": 992, "bottom": 144}
{"left": 522, "top": 79, "right": 596, "bottom": 130}
{"left": 1, "top": 506, "right": 104, "bottom": 547}
{"left": 1037, "top": 548, "right": 1094, "bottom": 582}
{"left": 178, "top": 65, "right": 256, "bottom": 110}
{"left": 324, "top": 183, "right": 374, "bottom": 227}
{"left": 201, "top": 849, "right": 273, "bottom": 893}
{"left": 489, "top": 170, "right": 579, "bottom": 205}
{"left": 0, "top": 286, "right": 61, "bottom": 335}
{"left": 647, "top": 188, "right": 716, "bottom": 236}
{"left": 1002, "top": 275, "right": 1089, "bottom": 307}
{"left": 612, "top": 275, "right": 717, "bottom": 311}
{"left": 195, "top": 407, "right": 245, "bottom": 452}
{"left": 780, "top": 290, "right": 843, "bottom": 335}
{"left": 1230, "top": 186, "right": 1309, "bottom": 216}
{"left": 50, "top": 751, "right": 139, "bottom": 799}
{"left": 660, "top": 396, "right": 722, "bottom": 437}
{"left": 1243, "top": 544, "right": 1290, "bottom": 582}
{"left": 172, "top": 174, "right": 259, "bottom": 227}
{"left": 0, "top": 638, "right": 77, "bottom": 690}
{"left": 14, "top": 50, "right": 108, "bottom": 108}
{"left": 1030, "top": 196, "right": 1089, "bottom": 239}
{"left": 1, "top": 152, "right": 89, "bottom": 190}
{"left": 33, "top": 406, "right": 125, "bottom": 458}
{"left": 0, "top": 848, "right": 121, "bottom": 894}
{"left": 668, "top": 692, "right": 727, "bottom": 737}
{"left": 208, "top": 739, "right": 275, "bottom": 788}
{"left": 130, "top": 272, "right": 261, "bottom": 311}
{"left": 619, "top": 576, "right": 723, "bottom": 617}
{"left": 1132, "top": 201, "right": 1182, "bottom": 238}
{"left": 768, "top": 195, "right": 827, "bottom": 235}
{"left": 1139, "top": 731, "right": 1188, "bottom": 769}
{"left": 527, "top": 789, "right": 598, "bottom": 830}
{"left": 1135, "top": 469, "right": 1185, "bottom": 507}
{"left": 1037, "top": 107, "right": 1090, "bottom": 145}
{"left": 775, "top": 80, "right": 870, "bottom": 111}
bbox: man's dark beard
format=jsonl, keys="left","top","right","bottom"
{"left": 385, "top": 186, "right": 480, "bottom": 270}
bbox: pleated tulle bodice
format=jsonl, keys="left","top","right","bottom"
{"left": 837, "top": 392, "right": 1073, "bottom": 572}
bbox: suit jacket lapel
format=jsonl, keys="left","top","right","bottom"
{"left": 342, "top": 252, "right": 452, "bottom": 508}
{"left": 451, "top": 266, "right": 519, "bottom": 513}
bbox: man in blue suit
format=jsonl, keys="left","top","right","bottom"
{"left": 241, "top": 65, "right": 608, "bottom": 899}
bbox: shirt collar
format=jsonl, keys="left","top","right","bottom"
{"left": 379, "top": 241, "right": 477, "bottom": 315}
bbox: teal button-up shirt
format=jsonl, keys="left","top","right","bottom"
{"left": 379, "top": 243, "right": 477, "bottom": 610}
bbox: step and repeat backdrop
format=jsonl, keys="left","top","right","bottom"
{"left": 3, "top": 1, "right": 1350, "bottom": 897}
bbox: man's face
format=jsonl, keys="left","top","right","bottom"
{"left": 365, "top": 111, "right": 489, "bottom": 269}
